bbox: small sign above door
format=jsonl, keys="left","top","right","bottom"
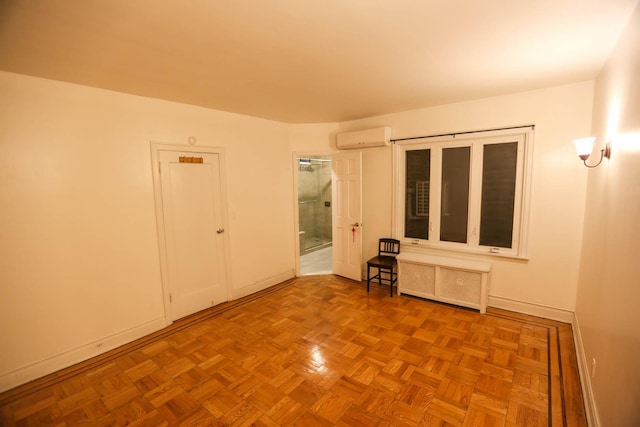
{"left": 179, "top": 156, "right": 204, "bottom": 163}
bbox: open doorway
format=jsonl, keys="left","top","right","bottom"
{"left": 297, "top": 156, "right": 333, "bottom": 275}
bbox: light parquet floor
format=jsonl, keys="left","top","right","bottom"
{"left": 0, "top": 275, "right": 587, "bottom": 426}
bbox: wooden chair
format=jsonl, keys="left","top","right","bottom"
{"left": 367, "top": 238, "right": 400, "bottom": 297}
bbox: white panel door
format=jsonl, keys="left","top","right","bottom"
{"left": 332, "top": 151, "right": 362, "bottom": 281}
{"left": 159, "top": 150, "right": 228, "bottom": 320}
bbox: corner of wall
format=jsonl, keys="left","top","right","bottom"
{"left": 572, "top": 311, "right": 601, "bottom": 427}
{"left": 232, "top": 269, "right": 295, "bottom": 300}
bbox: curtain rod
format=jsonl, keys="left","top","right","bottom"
{"left": 390, "top": 124, "right": 535, "bottom": 143}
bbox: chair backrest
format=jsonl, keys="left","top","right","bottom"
{"left": 378, "top": 238, "right": 400, "bottom": 257}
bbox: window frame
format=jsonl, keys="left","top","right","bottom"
{"left": 392, "top": 127, "right": 534, "bottom": 259}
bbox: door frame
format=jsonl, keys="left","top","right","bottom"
{"left": 292, "top": 151, "right": 337, "bottom": 276}
{"left": 151, "top": 142, "right": 232, "bottom": 324}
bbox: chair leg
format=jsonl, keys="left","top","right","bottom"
{"left": 367, "top": 265, "right": 370, "bottom": 293}
{"left": 367, "top": 265, "right": 397, "bottom": 297}
{"left": 390, "top": 269, "right": 393, "bottom": 297}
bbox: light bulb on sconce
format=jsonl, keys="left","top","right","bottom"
{"left": 573, "top": 137, "right": 611, "bottom": 168}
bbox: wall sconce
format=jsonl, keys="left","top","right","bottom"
{"left": 573, "top": 137, "right": 611, "bottom": 168}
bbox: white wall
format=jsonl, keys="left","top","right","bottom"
{"left": 338, "top": 82, "right": 594, "bottom": 315}
{"left": 0, "top": 72, "right": 295, "bottom": 391}
{"left": 575, "top": 3, "right": 640, "bottom": 425}
{"left": 288, "top": 123, "right": 339, "bottom": 153}
{"left": 0, "top": 69, "right": 603, "bottom": 396}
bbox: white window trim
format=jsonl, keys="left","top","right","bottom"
{"left": 392, "top": 127, "right": 534, "bottom": 260}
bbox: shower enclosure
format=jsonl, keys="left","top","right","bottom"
{"left": 297, "top": 157, "right": 332, "bottom": 254}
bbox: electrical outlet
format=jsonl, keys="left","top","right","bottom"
{"left": 591, "top": 358, "right": 597, "bottom": 378}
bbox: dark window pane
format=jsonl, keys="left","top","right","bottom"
{"left": 480, "top": 142, "right": 517, "bottom": 248}
{"left": 440, "top": 147, "right": 470, "bottom": 243}
{"left": 405, "top": 150, "right": 430, "bottom": 239}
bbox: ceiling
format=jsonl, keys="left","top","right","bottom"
{"left": 0, "top": 0, "right": 637, "bottom": 123}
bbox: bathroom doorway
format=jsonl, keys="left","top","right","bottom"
{"left": 297, "top": 156, "right": 333, "bottom": 275}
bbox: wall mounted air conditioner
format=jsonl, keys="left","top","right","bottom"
{"left": 336, "top": 126, "right": 392, "bottom": 149}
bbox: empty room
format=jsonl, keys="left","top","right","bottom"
{"left": 1, "top": 1, "right": 639, "bottom": 426}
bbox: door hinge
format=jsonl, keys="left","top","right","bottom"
{"left": 158, "top": 162, "right": 162, "bottom": 174}
{"left": 169, "top": 293, "right": 172, "bottom": 303}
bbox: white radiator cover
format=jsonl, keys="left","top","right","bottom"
{"left": 397, "top": 253, "right": 491, "bottom": 313}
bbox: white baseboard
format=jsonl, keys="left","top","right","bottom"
{"left": 1, "top": 270, "right": 297, "bottom": 394}
{"left": 0, "top": 316, "right": 167, "bottom": 393}
{"left": 572, "top": 312, "right": 600, "bottom": 427}
{"left": 488, "top": 295, "right": 574, "bottom": 323}
{"left": 232, "top": 269, "right": 295, "bottom": 300}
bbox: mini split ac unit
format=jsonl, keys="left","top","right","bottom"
{"left": 336, "top": 126, "right": 392, "bottom": 149}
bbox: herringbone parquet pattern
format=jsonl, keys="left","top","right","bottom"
{"left": 0, "top": 276, "right": 586, "bottom": 426}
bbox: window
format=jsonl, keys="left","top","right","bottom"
{"left": 440, "top": 146, "right": 470, "bottom": 244}
{"left": 395, "top": 128, "right": 532, "bottom": 258}
{"left": 479, "top": 142, "right": 518, "bottom": 248}
{"left": 405, "top": 149, "right": 430, "bottom": 239}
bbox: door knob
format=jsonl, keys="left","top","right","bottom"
{"left": 216, "top": 228, "right": 225, "bottom": 234}
{"left": 350, "top": 222, "right": 360, "bottom": 227}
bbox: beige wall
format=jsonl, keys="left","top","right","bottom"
{"left": 0, "top": 64, "right": 613, "bottom": 400}
{"left": 339, "top": 82, "right": 594, "bottom": 314}
{"left": 575, "top": 4, "right": 640, "bottom": 425}
{"left": 0, "top": 72, "right": 294, "bottom": 390}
